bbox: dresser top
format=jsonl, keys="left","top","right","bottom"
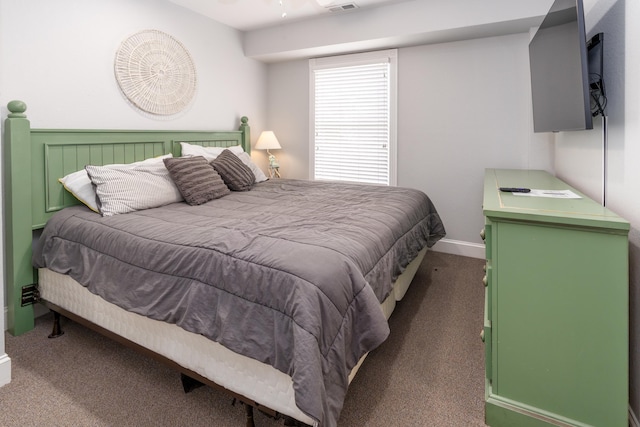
{"left": 483, "top": 169, "right": 629, "bottom": 231}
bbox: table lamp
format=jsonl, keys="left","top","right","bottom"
{"left": 255, "top": 131, "right": 282, "bottom": 178}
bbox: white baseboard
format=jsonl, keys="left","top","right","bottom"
{"left": 0, "top": 353, "right": 11, "bottom": 387}
{"left": 631, "top": 405, "right": 639, "bottom": 427}
{"left": 431, "top": 238, "right": 485, "bottom": 259}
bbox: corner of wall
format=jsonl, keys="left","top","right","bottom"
{"left": 430, "top": 239, "right": 485, "bottom": 259}
{"left": 0, "top": 354, "right": 10, "bottom": 387}
{"left": 628, "top": 228, "right": 640, "bottom": 422}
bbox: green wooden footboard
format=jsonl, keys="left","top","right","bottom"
{"left": 3, "top": 100, "right": 251, "bottom": 335}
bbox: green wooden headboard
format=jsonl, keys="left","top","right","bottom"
{"left": 3, "top": 100, "right": 251, "bottom": 335}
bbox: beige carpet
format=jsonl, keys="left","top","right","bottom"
{"left": 1, "top": 251, "right": 487, "bottom": 427}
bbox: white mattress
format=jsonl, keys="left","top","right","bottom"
{"left": 37, "top": 247, "right": 427, "bottom": 425}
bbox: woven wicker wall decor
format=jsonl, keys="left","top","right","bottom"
{"left": 115, "top": 30, "right": 197, "bottom": 116}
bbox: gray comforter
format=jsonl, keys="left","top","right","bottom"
{"left": 33, "top": 179, "right": 445, "bottom": 426}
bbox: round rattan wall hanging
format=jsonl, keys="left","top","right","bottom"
{"left": 114, "top": 30, "right": 197, "bottom": 116}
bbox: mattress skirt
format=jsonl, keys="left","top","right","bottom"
{"left": 37, "top": 247, "right": 427, "bottom": 424}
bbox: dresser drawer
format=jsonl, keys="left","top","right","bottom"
{"left": 483, "top": 287, "right": 492, "bottom": 384}
{"left": 481, "top": 221, "right": 492, "bottom": 260}
{"left": 483, "top": 262, "right": 492, "bottom": 316}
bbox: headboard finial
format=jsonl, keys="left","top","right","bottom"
{"left": 7, "top": 100, "right": 27, "bottom": 118}
{"left": 239, "top": 116, "right": 250, "bottom": 154}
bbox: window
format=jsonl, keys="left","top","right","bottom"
{"left": 310, "top": 49, "right": 397, "bottom": 185}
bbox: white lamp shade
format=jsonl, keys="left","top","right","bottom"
{"left": 255, "top": 131, "right": 282, "bottom": 150}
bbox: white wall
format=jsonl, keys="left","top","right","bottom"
{"left": 265, "top": 60, "right": 310, "bottom": 179}
{"left": 554, "top": 116, "right": 605, "bottom": 203}
{"left": 0, "top": 0, "right": 267, "bottom": 131}
{"left": 266, "top": 33, "right": 554, "bottom": 258}
{"left": 619, "top": 1, "right": 640, "bottom": 418}
{"left": 555, "top": 0, "right": 634, "bottom": 220}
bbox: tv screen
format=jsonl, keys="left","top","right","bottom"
{"left": 529, "top": 0, "right": 592, "bottom": 133}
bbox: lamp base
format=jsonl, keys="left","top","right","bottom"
{"left": 268, "top": 167, "right": 281, "bottom": 179}
{"left": 267, "top": 150, "right": 281, "bottom": 179}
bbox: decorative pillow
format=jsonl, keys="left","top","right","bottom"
{"left": 235, "top": 152, "right": 268, "bottom": 183}
{"left": 163, "top": 156, "right": 230, "bottom": 205}
{"left": 180, "top": 142, "right": 244, "bottom": 162}
{"left": 59, "top": 155, "right": 172, "bottom": 213}
{"left": 211, "top": 149, "right": 255, "bottom": 191}
{"left": 180, "top": 142, "right": 268, "bottom": 183}
{"left": 85, "top": 156, "right": 182, "bottom": 216}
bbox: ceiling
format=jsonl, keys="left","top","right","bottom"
{"left": 168, "top": 0, "right": 407, "bottom": 31}
{"left": 167, "top": 0, "right": 553, "bottom": 62}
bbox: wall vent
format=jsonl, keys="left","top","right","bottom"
{"left": 328, "top": 3, "right": 359, "bottom": 12}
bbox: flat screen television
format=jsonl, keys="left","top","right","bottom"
{"left": 529, "top": 0, "right": 593, "bottom": 133}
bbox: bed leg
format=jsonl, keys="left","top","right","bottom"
{"left": 245, "top": 404, "right": 255, "bottom": 427}
{"left": 283, "top": 416, "right": 311, "bottom": 427}
{"left": 180, "top": 373, "right": 204, "bottom": 393}
{"left": 48, "top": 311, "right": 64, "bottom": 339}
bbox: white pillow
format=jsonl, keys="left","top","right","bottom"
{"left": 84, "top": 155, "right": 182, "bottom": 217}
{"left": 180, "top": 142, "right": 267, "bottom": 183}
{"left": 236, "top": 152, "right": 268, "bottom": 183}
{"left": 59, "top": 169, "right": 100, "bottom": 212}
{"left": 180, "top": 142, "right": 244, "bottom": 162}
{"left": 59, "top": 155, "right": 173, "bottom": 213}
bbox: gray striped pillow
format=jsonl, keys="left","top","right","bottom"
{"left": 163, "top": 156, "right": 230, "bottom": 205}
{"left": 211, "top": 149, "right": 255, "bottom": 191}
{"left": 85, "top": 157, "right": 183, "bottom": 217}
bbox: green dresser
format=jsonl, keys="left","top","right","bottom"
{"left": 482, "top": 169, "right": 629, "bottom": 427}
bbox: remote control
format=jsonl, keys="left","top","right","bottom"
{"left": 499, "top": 187, "right": 531, "bottom": 193}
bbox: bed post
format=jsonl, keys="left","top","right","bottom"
{"left": 239, "top": 116, "right": 250, "bottom": 154}
{"left": 4, "top": 100, "right": 36, "bottom": 335}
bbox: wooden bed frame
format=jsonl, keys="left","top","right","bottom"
{"left": 3, "top": 100, "right": 428, "bottom": 426}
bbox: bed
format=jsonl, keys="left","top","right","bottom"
{"left": 3, "top": 100, "right": 446, "bottom": 427}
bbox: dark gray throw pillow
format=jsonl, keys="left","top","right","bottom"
{"left": 163, "top": 156, "right": 230, "bottom": 205}
{"left": 211, "top": 149, "right": 255, "bottom": 191}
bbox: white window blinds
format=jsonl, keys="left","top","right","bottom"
{"left": 310, "top": 50, "right": 397, "bottom": 185}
